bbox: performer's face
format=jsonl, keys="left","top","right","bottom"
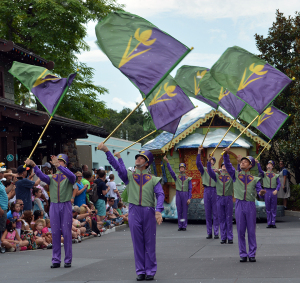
{"left": 221, "top": 165, "right": 227, "bottom": 172}
{"left": 135, "top": 156, "right": 148, "bottom": 168}
{"left": 210, "top": 159, "right": 215, "bottom": 166}
{"left": 240, "top": 159, "right": 251, "bottom": 170}
{"left": 58, "top": 160, "right": 66, "bottom": 167}
{"left": 179, "top": 166, "right": 185, "bottom": 173}
{"left": 267, "top": 163, "right": 273, "bottom": 170}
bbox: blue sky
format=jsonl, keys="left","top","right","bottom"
{"left": 77, "top": 0, "right": 298, "bottom": 112}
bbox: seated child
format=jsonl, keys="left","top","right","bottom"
{"left": 1, "top": 218, "right": 28, "bottom": 252}
{"left": 116, "top": 202, "right": 128, "bottom": 222}
{"left": 34, "top": 219, "right": 52, "bottom": 249}
{"left": 41, "top": 219, "right": 52, "bottom": 244}
{"left": 11, "top": 202, "right": 23, "bottom": 236}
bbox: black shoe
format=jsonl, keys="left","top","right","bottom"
{"left": 206, "top": 234, "right": 212, "bottom": 239}
{"left": 50, "top": 263, "right": 61, "bottom": 268}
{"left": 178, "top": 228, "right": 182, "bottom": 231}
{"left": 220, "top": 240, "right": 227, "bottom": 244}
{"left": 214, "top": 235, "right": 219, "bottom": 239}
{"left": 228, "top": 240, "right": 233, "bottom": 244}
{"left": 182, "top": 228, "right": 186, "bottom": 231}
{"left": 266, "top": 225, "right": 272, "bottom": 228}
{"left": 64, "top": 263, "right": 71, "bottom": 268}
{"left": 240, "top": 257, "right": 247, "bottom": 262}
{"left": 249, "top": 257, "right": 256, "bottom": 262}
{"left": 272, "top": 225, "right": 277, "bottom": 228}
{"left": 136, "top": 274, "right": 145, "bottom": 281}
{"left": 145, "top": 275, "right": 154, "bottom": 281}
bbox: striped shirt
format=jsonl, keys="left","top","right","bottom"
{"left": 0, "top": 182, "right": 8, "bottom": 210}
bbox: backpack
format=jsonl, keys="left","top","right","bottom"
{"left": 88, "top": 183, "right": 99, "bottom": 203}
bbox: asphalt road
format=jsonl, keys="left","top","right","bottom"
{"left": 1, "top": 216, "right": 300, "bottom": 283}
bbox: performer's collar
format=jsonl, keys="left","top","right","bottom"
{"left": 135, "top": 168, "right": 148, "bottom": 174}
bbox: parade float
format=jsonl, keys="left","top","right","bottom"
{"left": 141, "top": 106, "right": 285, "bottom": 220}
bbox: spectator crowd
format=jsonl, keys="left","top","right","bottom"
{"left": 0, "top": 161, "right": 128, "bottom": 254}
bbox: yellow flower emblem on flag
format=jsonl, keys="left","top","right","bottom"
{"left": 149, "top": 82, "right": 177, "bottom": 106}
{"left": 238, "top": 63, "right": 268, "bottom": 91}
{"left": 119, "top": 28, "right": 157, "bottom": 68}
{"left": 257, "top": 107, "right": 274, "bottom": 126}
{"left": 218, "top": 87, "right": 230, "bottom": 101}
{"left": 194, "top": 70, "right": 207, "bottom": 96}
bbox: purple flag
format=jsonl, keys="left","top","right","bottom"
{"left": 144, "top": 75, "right": 194, "bottom": 134}
{"left": 239, "top": 105, "right": 289, "bottom": 139}
{"left": 210, "top": 46, "right": 292, "bottom": 114}
{"left": 96, "top": 11, "right": 190, "bottom": 96}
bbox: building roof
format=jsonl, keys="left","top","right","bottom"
{"left": 142, "top": 106, "right": 270, "bottom": 153}
{"left": 0, "top": 98, "right": 108, "bottom": 137}
{"left": 0, "top": 39, "right": 54, "bottom": 70}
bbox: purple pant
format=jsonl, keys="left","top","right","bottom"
{"left": 176, "top": 191, "right": 189, "bottom": 229}
{"left": 204, "top": 186, "right": 219, "bottom": 236}
{"left": 49, "top": 202, "right": 73, "bottom": 264}
{"left": 217, "top": 195, "right": 233, "bottom": 241}
{"left": 128, "top": 204, "right": 157, "bottom": 276}
{"left": 235, "top": 199, "right": 257, "bottom": 258}
{"left": 265, "top": 188, "right": 278, "bottom": 226}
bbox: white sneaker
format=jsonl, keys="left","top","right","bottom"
{"left": 77, "top": 236, "right": 81, "bottom": 242}
{"left": 8, "top": 247, "right": 15, "bottom": 252}
{"left": 61, "top": 243, "right": 64, "bottom": 247}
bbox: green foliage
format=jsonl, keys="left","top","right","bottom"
{"left": 288, "top": 184, "right": 300, "bottom": 210}
{"left": 0, "top": 0, "right": 124, "bottom": 124}
{"left": 98, "top": 106, "right": 162, "bottom": 145}
{"left": 254, "top": 10, "right": 300, "bottom": 182}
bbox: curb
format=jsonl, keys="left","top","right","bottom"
{"left": 284, "top": 210, "right": 300, "bottom": 217}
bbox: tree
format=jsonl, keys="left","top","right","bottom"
{"left": 98, "top": 106, "right": 162, "bottom": 145}
{"left": 254, "top": 10, "right": 300, "bottom": 182}
{"left": 0, "top": 0, "right": 123, "bottom": 125}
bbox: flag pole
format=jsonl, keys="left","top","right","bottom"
{"left": 256, "top": 139, "right": 272, "bottom": 159}
{"left": 24, "top": 116, "right": 54, "bottom": 166}
{"left": 116, "top": 130, "right": 157, "bottom": 155}
{"left": 201, "top": 110, "right": 217, "bottom": 147}
{"left": 220, "top": 115, "right": 259, "bottom": 156}
{"left": 103, "top": 98, "right": 146, "bottom": 144}
{"left": 210, "top": 119, "right": 236, "bottom": 156}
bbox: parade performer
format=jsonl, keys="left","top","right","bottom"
{"left": 256, "top": 160, "right": 280, "bottom": 228}
{"left": 207, "top": 155, "right": 234, "bottom": 244}
{"left": 163, "top": 156, "right": 192, "bottom": 231}
{"left": 196, "top": 146, "right": 219, "bottom": 239}
{"left": 97, "top": 142, "right": 164, "bottom": 281}
{"left": 223, "top": 148, "right": 265, "bottom": 262}
{"left": 26, "top": 154, "right": 75, "bottom": 268}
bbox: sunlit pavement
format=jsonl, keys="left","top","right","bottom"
{"left": 1, "top": 216, "right": 300, "bottom": 283}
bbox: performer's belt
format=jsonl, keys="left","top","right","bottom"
{"left": 264, "top": 187, "right": 277, "bottom": 190}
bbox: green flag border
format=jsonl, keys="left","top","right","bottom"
{"left": 263, "top": 105, "right": 290, "bottom": 140}
{"left": 9, "top": 63, "right": 75, "bottom": 116}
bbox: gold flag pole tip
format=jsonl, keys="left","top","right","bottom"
{"left": 190, "top": 47, "right": 194, "bottom": 50}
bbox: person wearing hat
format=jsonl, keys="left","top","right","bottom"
{"left": 207, "top": 155, "right": 234, "bottom": 244}
{"left": 15, "top": 165, "right": 40, "bottom": 211}
{"left": 223, "top": 147, "right": 266, "bottom": 262}
{"left": 25, "top": 154, "right": 76, "bottom": 269}
{"left": 256, "top": 160, "right": 280, "bottom": 228}
{"left": 197, "top": 146, "right": 219, "bottom": 239}
{"left": 97, "top": 142, "right": 164, "bottom": 281}
{"left": 163, "top": 156, "right": 192, "bottom": 231}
